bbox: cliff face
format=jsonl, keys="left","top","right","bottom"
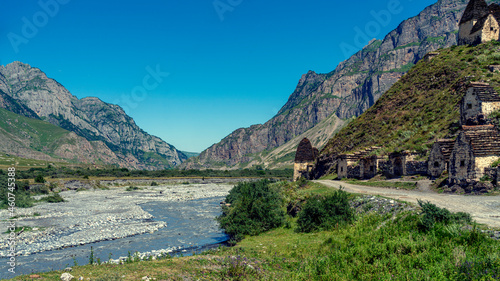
{"left": 0, "top": 62, "right": 186, "bottom": 169}
{"left": 184, "top": 0, "right": 472, "bottom": 169}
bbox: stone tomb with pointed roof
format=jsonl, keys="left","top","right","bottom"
{"left": 428, "top": 139, "right": 455, "bottom": 178}
{"left": 460, "top": 82, "right": 500, "bottom": 125}
{"left": 449, "top": 125, "right": 500, "bottom": 183}
{"left": 459, "top": 0, "right": 500, "bottom": 45}
{"left": 293, "top": 138, "right": 319, "bottom": 181}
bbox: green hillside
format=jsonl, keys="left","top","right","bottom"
{"left": 321, "top": 41, "right": 500, "bottom": 158}
{"left": 0, "top": 107, "right": 70, "bottom": 152}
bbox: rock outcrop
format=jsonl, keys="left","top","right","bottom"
{"left": 0, "top": 62, "right": 185, "bottom": 169}
{"left": 184, "top": 0, "right": 474, "bottom": 169}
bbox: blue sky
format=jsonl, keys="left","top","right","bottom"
{"left": 1, "top": 0, "right": 437, "bottom": 152}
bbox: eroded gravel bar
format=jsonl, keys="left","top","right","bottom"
{"left": 0, "top": 183, "right": 233, "bottom": 257}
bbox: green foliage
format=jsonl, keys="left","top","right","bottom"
{"left": 217, "top": 180, "right": 286, "bottom": 242}
{"left": 126, "top": 186, "right": 141, "bottom": 191}
{"left": 40, "top": 193, "right": 65, "bottom": 203}
{"left": 296, "top": 177, "right": 308, "bottom": 188}
{"left": 89, "top": 246, "right": 95, "bottom": 265}
{"left": 322, "top": 42, "right": 500, "bottom": 158}
{"left": 0, "top": 171, "right": 34, "bottom": 209}
{"left": 34, "top": 174, "right": 46, "bottom": 183}
{"left": 16, "top": 166, "right": 293, "bottom": 180}
{"left": 296, "top": 188, "right": 354, "bottom": 233}
{"left": 418, "top": 200, "right": 472, "bottom": 232}
{"left": 150, "top": 181, "right": 159, "bottom": 186}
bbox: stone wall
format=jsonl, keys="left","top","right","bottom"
{"left": 338, "top": 157, "right": 348, "bottom": 179}
{"left": 360, "top": 156, "right": 380, "bottom": 179}
{"left": 461, "top": 87, "right": 482, "bottom": 125}
{"left": 479, "top": 15, "right": 500, "bottom": 43}
{"left": 449, "top": 133, "right": 476, "bottom": 184}
{"left": 428, "top": 143, "right": 447, "bottom": 178}
{"left": 459, "top": 20, "right": 480, "bottom": 45}
{"left": 347, "top": 165, "right": 361, "bottom": 179}
{"left": 482, "top": 101, "right": 500, "bottom": 116}
{"left": 475, "top": 156, "right": 500, "bottom": 180}
{"left": 405, "top": 161, "right": 429, "bottom": 176}
{"left": 294, "top": 162, "right": 314, "bottom": 181}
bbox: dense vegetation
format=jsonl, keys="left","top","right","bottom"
{"left": 322, "top": 41, "right": 500, "bottom": 157}
{"left": 296, "top": 188, "right": 354, "bottom": 233}
{"left": 0, "top": 170, "right": 33, "bottom": 208}
{"left": 16, "top": 166, "right": 293, "bottom": 180}
{"left": 217, "top": 180, "right": 286, "bottom": 243}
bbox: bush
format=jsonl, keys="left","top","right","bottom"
{"left": 126, "top": 186, "right": 141, "bottom": 191}
{"left": 418, "top": 200, "right": 472, "bottom": 232}
{"left": 40, "top": 193, "right": 65, "bottom": 203}
{"left": 296, "top": 177, "right": 308, "bottom": 188}
{"left": 217, "top": 180, "right": 285, "bottom": 242}
{"left": 296, "top": 188, "right": 354, "bottom": 233}
{"left": 151, "top": 181, "right": 159, "bottom": 186}
{"left": 35, "top": 175, "right": 46, "bottom": 183}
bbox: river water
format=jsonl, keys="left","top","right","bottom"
{"left": 1, "top": 196, "right": 229, "bottom": 279}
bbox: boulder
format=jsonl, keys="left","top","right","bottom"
{"left": 61, "top": 272, "right": 74, "bottom": 281}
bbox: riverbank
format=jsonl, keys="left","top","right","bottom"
{"left": 0, "top": 182, "right": 234, "bottom": 257}
{"left": 7, "top": 180, "right": 500, "bottom": 280}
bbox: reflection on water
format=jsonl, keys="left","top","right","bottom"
{"left": 1, "top": 196, "right": 228, "bottom": 279}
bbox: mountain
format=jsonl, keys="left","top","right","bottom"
{"left": 0, "top": 107, "right": 120, "bottom": 166}
{"left": 183, "top": 0, "right": 498, "bottom": 170}
{"left": 0, "top": 62, "right": 186, "bottom": 170}
{"left": 314, "top": 41, "right": 500, "bottom": 178}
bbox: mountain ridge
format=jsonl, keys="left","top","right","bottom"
{"left": 184, "top": 0, "right": 480, "bottom": 170}
{"left": 0, "top": 62, "right": 186, "bottom": 170}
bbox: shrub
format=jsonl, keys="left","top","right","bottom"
{"left": 296, "top": 188, "right": 354, "bottom": 233}
{"left": 126, "top": 186, "right": 141, "bottom": 191}
{"left": 35, "top": 175, "right": 46, "bottom": 183}
{"left": 30, "top": 185, "right": 50, "bottom": 195}
{"left": 40, "top": 193, "right": 65, "bottom": 203}
{"left": 418, "top": 200, "right": 472, "bottom": 232}
{"left": 217, "top": 180, "right": 285, "bottom": 242}
{"left": 296, "top": 177, "right": 308, "bottom": 188}
{"left": 151, "top": 181, "right": 159, "bottom": 186}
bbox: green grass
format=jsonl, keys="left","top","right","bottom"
{"left": 319, "top": 174, "right": 338, "bottom": 180}
{"left": 9, "top": 210, "right": 499, "bottom": 280}
{"left": 0, "top": 108, "right": 69, "bottom": 152}
{"left": 125, "top": 186, "right": 142, "bottom": 191}
{"left": 345, "top": 179, "right": 418, "bottom": 190}
{"left": 322, "top": 41, "right": 500, "bottom": 158}
{"left": 7, "top": 180, "right": 500, "bottom": 280}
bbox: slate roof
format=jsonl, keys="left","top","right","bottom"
{"left": 436, "top": 139, "right": 455, "bottom": 162}
{"left": 469, "top": 82, "right": 500, "bottom": 102}
{"left": 461, "top": 0, "right": 490, "bottom": 24}
{"left": 295, "top": 138, "right": 316, "bottom": 163}
{"left": 462, "top": 125, "right": 500, "bottom": 157}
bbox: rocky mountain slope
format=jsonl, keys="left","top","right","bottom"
{"left": 0, "top": 107, "right": 120, "bottom": 166}
{"left": 184, "top": 0, "right": 498, "bottom": 170}
{"left": 0, "top": 62, "right": 186, "bottom": 169}
{"left": 314, "top": 41, "right": 500, "bottom": 178}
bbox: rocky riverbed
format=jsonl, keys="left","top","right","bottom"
{"left": 0, "top": 182, "right": 234, "bottom": 257}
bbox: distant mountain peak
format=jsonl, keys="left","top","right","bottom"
{"left": 0, "top": 62, "right": 185, "bottom": 169}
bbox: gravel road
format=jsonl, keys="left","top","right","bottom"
{"left": 315, "top": 180, "right": 500, "bottom": 228}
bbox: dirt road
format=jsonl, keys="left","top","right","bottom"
{"left": 315, "top": 180, "right": 500, "bottom": 228}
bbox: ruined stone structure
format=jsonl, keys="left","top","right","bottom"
{"left": 428, "top": 139, "right": 455, "bottom": 178}
{"left": 458, "top": 0, "right": 500, "bottom": 45}
{"left": 293, "top": 138, "right": 318, "bottom": 181}
{"left": 337, "top": 147, "right": 381, "bottom": 179}
{"left": 449, "top": 125, "right": 500, "bottom": 183}
{"left": 460, "top": 82, "right": 500, "bottom": 125}
{"left": 379, "top": 152, "right": 428, "bottom": 178}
